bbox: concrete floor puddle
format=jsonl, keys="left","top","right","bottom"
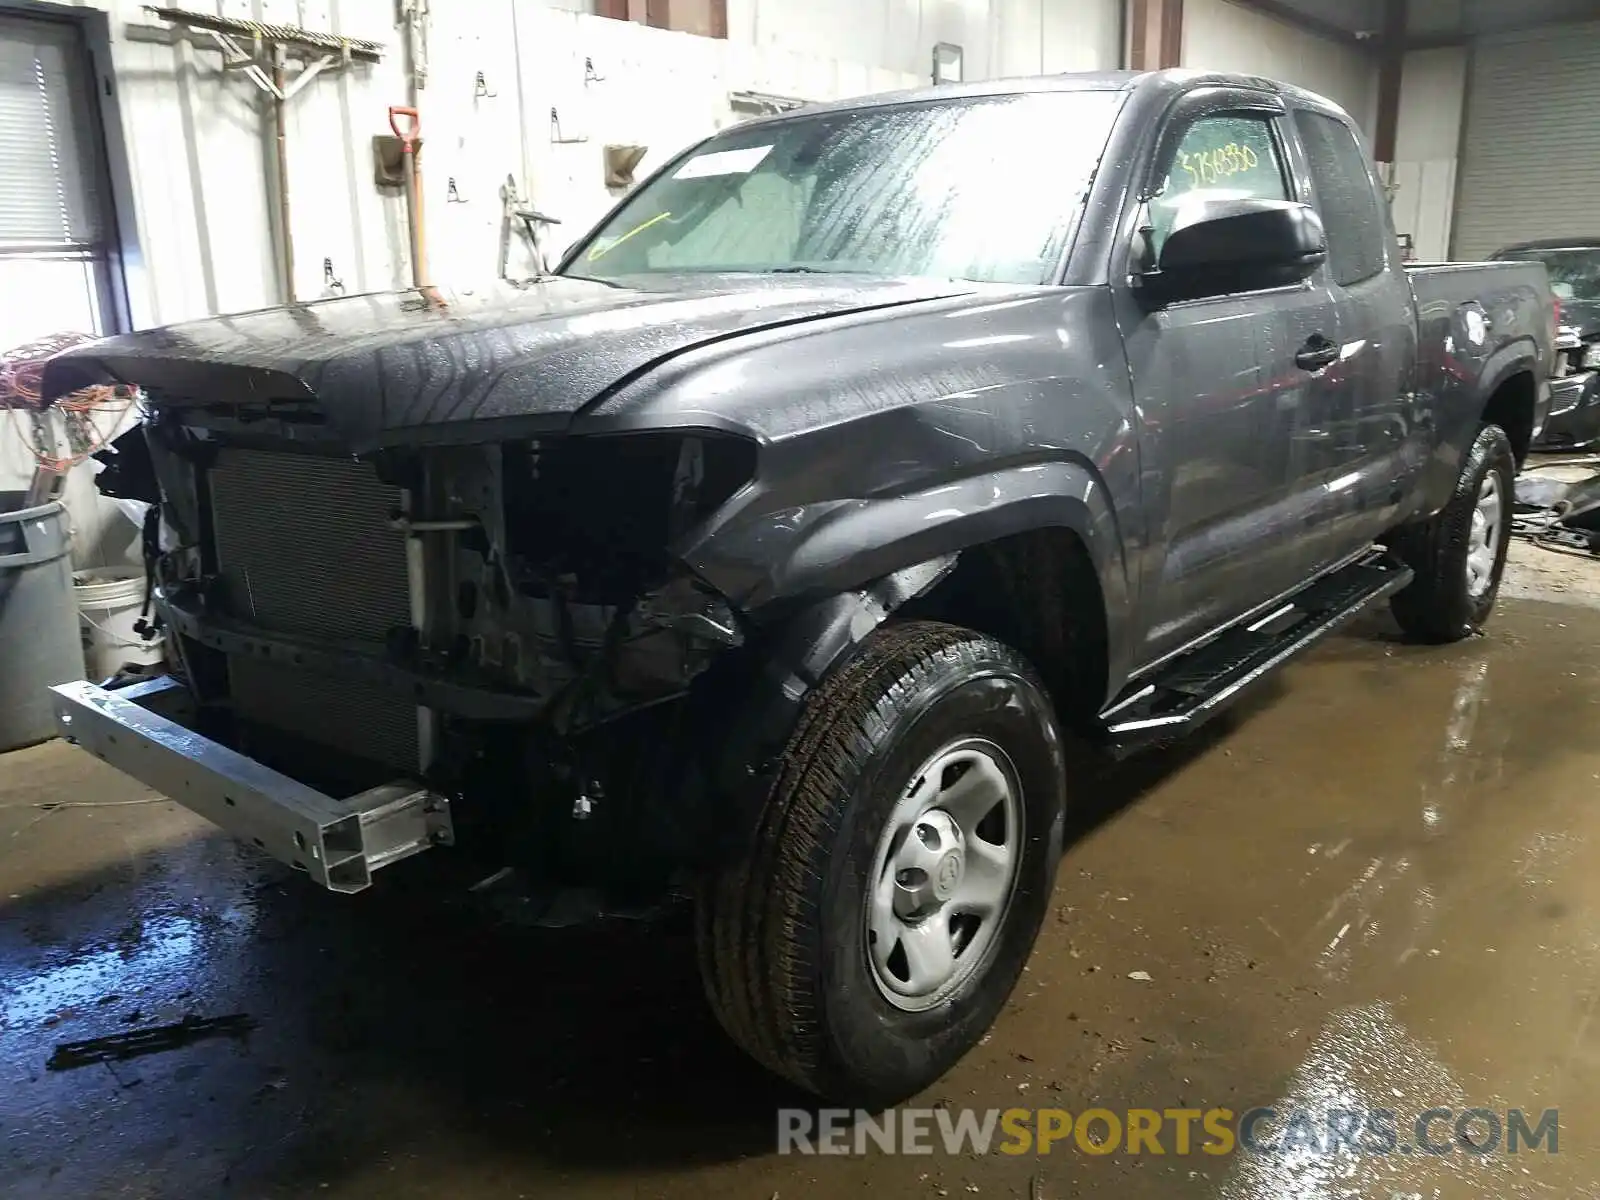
{"left": 3, "top": 580, "right": 1599, "bottom": 1198}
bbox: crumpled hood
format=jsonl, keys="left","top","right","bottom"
{"left": 41, "top": 274, "right": 972, "bottom": 449}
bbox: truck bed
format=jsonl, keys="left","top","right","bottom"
{"left": 1406, "top": 257, "right": 1555, "bottom": 472}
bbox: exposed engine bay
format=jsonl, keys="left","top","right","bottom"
{"left": 113, "top": 412, "right": 769, "bottom": 901}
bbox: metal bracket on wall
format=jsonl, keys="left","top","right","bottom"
{"left": 474, "top": 70, "right": 496, "bottom": 99}
{"left": 498, "top": 174, "right": 562, "bottom": 280}
{"left": 550, "top": 106, "right": 588, "bottom": 144}
{"left": 447, "top": 178, "right": 466, "bottom": 203}
{"left": 142, "top": 6, "right": 382, "bottom": 101}
{"left": 584, "top": 57, "right": 604, "bottom": 85}
{"left": 323, "top": 258, "right": 345, "bottom": 295}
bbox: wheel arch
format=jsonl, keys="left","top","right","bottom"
{"left": 897, "top": 528, "right": 1111, "bottom": 735}
{"left": 1479, "top": 364, "right": 1538, "bottom": 467}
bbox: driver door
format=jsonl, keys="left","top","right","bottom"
{"left": 1112, "top": 93, "right": 1345, "bottom": 668}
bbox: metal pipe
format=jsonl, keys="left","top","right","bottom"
{"left": 272, "top": 47, "right": 295, "bottom": 303}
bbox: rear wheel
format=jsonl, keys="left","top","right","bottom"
{"left": 1389, "top": 422, "right": 1516, "bottom": 642}
{"left": 696, "top": 621, "right": 1067, "bottom": 1106}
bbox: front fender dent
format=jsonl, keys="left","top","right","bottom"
{"left": 688, "top": 460, "right": 1128, "bottom": 615}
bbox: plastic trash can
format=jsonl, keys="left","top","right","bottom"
{"left": 0, "top": 494, "right": 86, "bottom": 752}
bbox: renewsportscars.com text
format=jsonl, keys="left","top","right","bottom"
{"left": 777, "top": 1106, "right": 1560, "bottom": 1158}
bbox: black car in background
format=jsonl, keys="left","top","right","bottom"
{"left": 1494, "top": 239, "right": 1600, "bottom": 448}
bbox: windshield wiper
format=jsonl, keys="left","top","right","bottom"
{"left": 765, "top": 265, "right": 856, "bottom": 274}
{"left": 554, "top": 271, "right": 627, "bottom": 288}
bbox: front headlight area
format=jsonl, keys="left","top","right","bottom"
{"left": 442, "top": 431, "right": 758, "bottom": 728}
{"left": 418, "top": 431, "right": 760, "bottom": 896}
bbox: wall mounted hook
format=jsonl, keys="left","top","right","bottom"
{"left": 550, "top": 106, "right": 588, "bottom": 144}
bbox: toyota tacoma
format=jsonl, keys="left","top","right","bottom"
{"left": 43, "top": 69, "right": 1554, "bottom": 1105}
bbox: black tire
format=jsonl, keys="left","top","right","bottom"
{"left": 1389, "top": 422, "right": 1516, "bottom": 643}
{"left": 696, "top": 620, "right": 1067, "bottom": 1106}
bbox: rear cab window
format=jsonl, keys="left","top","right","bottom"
{"left": 1293, "top": 110, "right": 1389, "bottom": 286}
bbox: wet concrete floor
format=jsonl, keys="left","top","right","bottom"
{"left": 4, "top": 563, "right": 1600, "bottom": 1199}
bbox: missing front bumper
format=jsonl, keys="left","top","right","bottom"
{"left": 50, "top": 678, "right": 453, "bottom": 893}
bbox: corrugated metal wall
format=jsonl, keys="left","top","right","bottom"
{"left": 70, "top": 0, "right": 1124, "bottom": 331}
{"left": 94, "top": 0, "right": 931, "bottom": 328}
{"left": 4, "top": 0, "right": 1124, "bottom": 559}
{"left": 1451, "top": 21, "right": 1600, "bottom": 259}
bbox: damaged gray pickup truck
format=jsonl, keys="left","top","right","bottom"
{"left": 44, "top": 69, "right": 1554, "bottom": 1105}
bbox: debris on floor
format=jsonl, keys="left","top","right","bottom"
{"left": 46, "top": 1013, "right": 256, "bottom": 1071}
{"left": 1513, "top": 456, "right": 1600, "bottom": 555}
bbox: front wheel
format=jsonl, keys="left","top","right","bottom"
{"left": 696, "top": 621, "right": 1067, "bottom": 1106}
{"left": 1389, "top": 422, "right": 1516, "bottom": 642}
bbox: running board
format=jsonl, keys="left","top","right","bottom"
{"left": 1099, "top": 551, "right": 1413, "bottom": 758}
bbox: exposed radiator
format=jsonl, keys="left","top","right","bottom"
{"left": 206, "top": 447, "right": 420, "bottom": 772}
{"left": 208, "top": 447, "right": 412, "bottom": 642}
{"left": 228, "top": 655, "right": 421, "bottom": 774}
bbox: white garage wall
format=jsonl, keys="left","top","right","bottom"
{"left": 728, "top": 0, "right": 1123, "bottom": 80}
{"left": 47, "top": 0, "right": 1126, "bottom": 333}
{"left": 1388, "top": 46, "right": 1466, "bottom": 261}
{"left": 66, "top": 0, "right": 924, "bottom": 329}
{"left": 1181, "top": 0, "right": 1378, "bottom": 133}
{"left": 12, "top": 0, "right": 1123, "bottom": 557}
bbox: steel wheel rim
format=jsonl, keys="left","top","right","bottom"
{"left": 1466, "top": 470, "right": 1503, "bottom": 600}
{"left": 865, "top": 736, "right": 1024, "bottom": 1013}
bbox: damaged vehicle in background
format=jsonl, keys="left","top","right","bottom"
{"left": 1493, "top": 238, "right": 1600, "bottom": 449}
{"left": 43, "top": 69, "right": 1553, "bottom": 1106}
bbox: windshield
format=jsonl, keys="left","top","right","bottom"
{"left": 1496, "top": 246, "right": 1600, "bottom": 302}
{"left": 563, "top": 90, "right": 1125, "bottom": 286}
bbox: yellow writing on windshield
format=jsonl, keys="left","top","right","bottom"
{"left": 1178, "top": 142, "right": 1261, "bottom": 188}
{"left": 587, "top": 210, "right": 672, "bottom": 261}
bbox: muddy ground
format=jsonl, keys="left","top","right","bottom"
{"left": 3, "top": 532, "right": 1598, "bottom": 1200}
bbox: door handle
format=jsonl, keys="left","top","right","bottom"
{"left": 1295, "top": 335, "right": 1339, "bottom": 371}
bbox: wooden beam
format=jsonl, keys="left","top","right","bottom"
{"left": 1159, "top": 0, "right": 1184, "bottom": 69}
{"left": 1129, "top": 0, "right": 1184, "bottom": 71}
{"left": 1373, "top": 0, "right": 1406, "bottom": 161}
{"left": 1128, "top": 0, "right": 1150, "bottom": 69}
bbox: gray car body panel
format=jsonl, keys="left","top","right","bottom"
{"left": 40, "top": 69, "right": 1553, "bottom": 713}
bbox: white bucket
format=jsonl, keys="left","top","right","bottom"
{"left": 74, "top": 567, "right": 165, "bottom": 679}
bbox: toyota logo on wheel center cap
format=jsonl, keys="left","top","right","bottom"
{"left": 934, "top": 851, "right": 963, "bottom": 899}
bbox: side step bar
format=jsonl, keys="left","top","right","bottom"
{"left": 1099, "top": 551, "right": 1413, "bottom": 758}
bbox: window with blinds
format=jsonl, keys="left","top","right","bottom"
{"left": 0, "top": 16, "right": 101, "bottom": 255}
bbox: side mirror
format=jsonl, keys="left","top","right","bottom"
{"left": 1145, "top": 198, "right": 1327, "bottom": 304}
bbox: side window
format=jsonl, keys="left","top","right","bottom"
{"left": 1148, "top": 112, "right": 1289, "bottom": 257}
{"left": 1294, "top": 111, "right": 1386, "bottom": 286}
